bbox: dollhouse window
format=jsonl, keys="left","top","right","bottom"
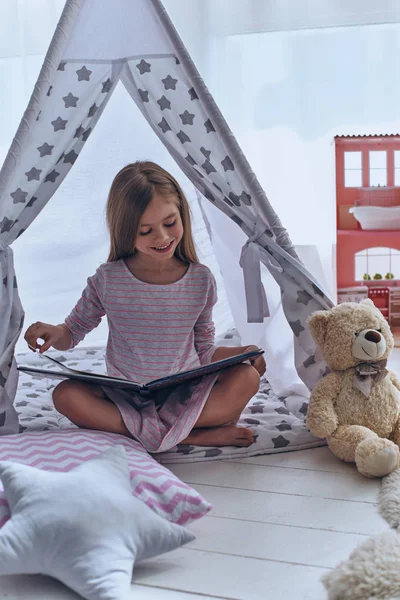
{"left": 344, "top": 151, "right": 362, "bottom": 187}
{"left": 355, "top": 247, "right": 400, "bottom": 281}
{"left": 369, "top": 151, "right": 387, "bottom": 187}
{"left": 394, "top": 151, "right": 400, "bottom": 186}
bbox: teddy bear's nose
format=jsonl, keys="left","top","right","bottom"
{"left": 365, "top": 330, "right": 382, "bottom": 344}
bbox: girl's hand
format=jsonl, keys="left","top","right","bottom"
{"left": 24, "top": 322, "right": 66, "bottom": 354}
{"left": 245, "top": 345, "right": 266, "bottom": 377}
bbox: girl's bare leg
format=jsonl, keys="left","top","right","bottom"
{"left": 180, "top": 363, "right": 260, "bottom": 447}
{"left": 52, "top": 380, "right": 130, "bottom": 436}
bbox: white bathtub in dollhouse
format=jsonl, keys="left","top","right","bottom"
{"left": 349, "top": 205, "right": 400, "bottom": 230}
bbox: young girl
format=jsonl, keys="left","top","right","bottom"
{"left": 24, "top": 162, "right": 265, "bottom": 453}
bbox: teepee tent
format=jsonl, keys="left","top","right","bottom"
{"left": 0, "top": 0, "right": 333, "bottom": 437}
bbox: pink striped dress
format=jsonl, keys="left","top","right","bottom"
{"left": 64, "top": 260, "right": 219, "bottom": 453}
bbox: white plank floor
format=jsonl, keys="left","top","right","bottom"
{"left": 0, "top": 445, "right": 387, "bottom": 600}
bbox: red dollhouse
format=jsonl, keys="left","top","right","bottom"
{"left": 335, "top": 135, "right": 400, "bottom": 327}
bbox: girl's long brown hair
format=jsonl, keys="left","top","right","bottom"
{"left": 106, "top": 161, "right": 198, "bottom": 263}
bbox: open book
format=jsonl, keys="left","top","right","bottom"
{"left": 17, "top": 349, "right": 264, "bottom": 394}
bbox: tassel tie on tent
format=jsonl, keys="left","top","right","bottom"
{"left": 240, "top": 220, "right": 281, "bottom": 324}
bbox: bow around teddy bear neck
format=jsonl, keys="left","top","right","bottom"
{"left": 351, "top": 359, "right": 389, "bottom": 398}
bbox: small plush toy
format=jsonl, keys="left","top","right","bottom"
{"left": 307, "top": 298, "right": 400, "bottom": 478}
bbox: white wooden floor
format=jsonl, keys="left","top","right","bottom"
{"left": 3, "top": 353, "right": 399, "bottom": 600}
{"left": 0, "top": 446, "right": 386, "bottom": 600}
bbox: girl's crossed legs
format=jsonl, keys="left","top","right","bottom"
{"left": 52, "top": 363, "right": 260, "bottom": 447}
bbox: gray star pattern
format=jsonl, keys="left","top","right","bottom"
{"left": 162, "top": 75, "right": 178, "bottom": 90}
{"left": 200, "top": 147, "right": 211, "bottom": 159}
{"left": 63, "top": 150, "right": 79, "bottom": 165}
{"left": 74, "top": 126, "right": 84, "bottom": 138}
{"left": 158, "top": 118, "right": 171, "bottom": 133}
{"left": 44, "top": 170, "right": 60, "bottom": 183}
{"left": 297, "top": 290, "right": 313, "bottom": 305}
{"left": 201, "top": 160, "right": 216, "bottom": 175}
{"left": 289, "top": 320, "right": 305, "bottom": 337}
{"left": 157, "top": 95, "right": 171, "bottom": 110}
{"left": 204, "top": 119, "right": 215, "bottom": 133}
{"left": 185, "top": 154, "right": 196, "bottom": 166}
{"left": 58, "top": 62, "right": 66, "bottom": 71}
{"left": 82, "top": 128, "right": 92, "bottom": 142}
{"left": 138, "top": 89, "right": 149, "bottom": 102}
{"left": 25, "top": 167, "right": 42, "bottom": 182}
{"left": 62, "top": 93, "right": 79, "bottom": 108}
{"left": 188, "top": 87, "right": 198, "bottom": 100}
{"left": 303, "top": 355, "right": 316, "bottom": 369}
{"left": 136, "top": 59, "right": 151, "bottom": 74}
{"left": 240, "top": 191, "right": 251, "bottom": 206}
{"left": 88, "top": 103, "right": 98, "bottom": 118}
{"left": 37, "top": 143, "right": 54, "bottom": 157}
{"left": 177, "top": 130, "right": 190, "bottom": 144}
{"left": 101, "top": 78, "right": 112, "bottom": 93}
{"left": 26, "top": 196, "right": 38, "bottom": 208}
{"left": 179, "top": 110, "right": 195, "bottom": 125}
{"left": 11, "top": 188, "right": 28, "bottom": 204}
{"left": 51, "top": 117, "right": 68, "bottom": 132}
{"left": 272, "top": 435, "right": 290, "bottom": 449}
{"left": 275, "top": 406, "right": 290, "bottom": 415}
{"left": 0, "top": 217, "right": 13, "bottom": 233}
{"left": 221, "top": 156, "right": 234, "bottom": 172}
{"left": 228, "top": 192, "right": 240, "bottom": 206}
{"left": 76, "top": 66, "right": 92, "bottom": 81}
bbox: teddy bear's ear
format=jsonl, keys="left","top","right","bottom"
{"left": 308, "top": 310, "right": 330, "bottom": 347}
{"left": 361, "top": 298, "right": 375, "bottom": 308}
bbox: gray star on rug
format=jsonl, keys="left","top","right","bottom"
{"left": 0, "top": 217, "right": 13, "bottom": 233}
{"left": 47, "top": 86, "right": 52, "bottom": 97}
{"left": 303, "top": 355, "right": 316, "bottom": 369}
{"left": 26, "top": 196, "right": 38, "bottom": 208}
{"left": 158, "top": 118, "right": 171, "bottom": 134}
{"left": 204, "top": 119, "right": 215, "bottom": 133}
{"left": 200, "top": 147, "right": 211, "bottom": 159}
{"left": 162, "top": 74, "right": 178, "bottom": 90}
{"left": 179, "top": 110, "right": 195, "bottom": 125}
{"left": 188, "top": 87, "right": 198, "bottom": 100}
{"left": 101, "top": 78, "right": 112, "bottom": 93}
{"left": 37, "top": 143, "right": 54, "bottom": 157}
{"left": 63, "top": 150, "right": 79, "bottom": 165}
{"left": 240, "top": 191, "right": 252, "bottom": 206}
{"left": 76, "top": 66, "right": 92, "bottom": 81}
{"left": 136, "top": 59, "right": 151, "bottom": 74}
{"left": 57, "top": 62, "right": 66, "bottom": 71}
{"left": 82, "top": 128, "right": 92, "bottom": 142}
{"left": 201, "top": 160, "right": 216, "bottom": 175}
{"left": 138, "top": 89, "right": 149, "bottom": 102}
{"left": 157, "top": 95, "right": 171, "bottom": 110}
{"left": 185, "top": 154, "right": 196, "bottom": 166}
{"left": 25, "top": 167, "right": 42, "bottom": 182}
{"left": 11, "top": 188, "right": 28, "bottom": 204}
{"left": 44, "top": 170, "right": 60, "bottom": 183}
{"left": 0, "top": 371, "right": 6, "bottom": 387}
{"left": 62, "top": 93, "right": 79, "bottom": 108}
{"left": 272, "top": 435, "right": 290, "bottom": 449}
{"left": 88, "top": 103, "right": 98, "bottom": 118}
{"left": 177, "top": 130, "right": 191, "bottom": 144}
{"left": 297, "top": 290, "right": 313, "bottom": 305}
{"left": 74, "top": 125, "right": 84, "bottom": 138}
{"left": 228, "top": 192, "right": 241, "bottom": 206}
{"left": 221, "top": 156, "right": 234, "bottom": 172}
{"left": 51, "top": 117, "right": 68, "bottom": 132}
{"left": 289, "top": 320, "right": 305, "bottom": 337}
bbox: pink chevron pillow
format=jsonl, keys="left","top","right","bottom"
{"left": 0, "top": 429, "right": 211, "bottom": 528}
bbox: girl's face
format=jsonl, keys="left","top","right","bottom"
{"left": 135, "top": 193, "right": 184, "bottom": 261}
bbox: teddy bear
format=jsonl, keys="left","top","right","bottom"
{"left": 306, "top": 298, "right": 400, "bottom": 478}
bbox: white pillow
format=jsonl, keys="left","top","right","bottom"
{"left": 0, "top": 445, "right": 194, "bottom": 600}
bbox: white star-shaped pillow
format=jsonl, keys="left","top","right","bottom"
{"left": 0, "top": 445, "right": 194, "bottom": 600}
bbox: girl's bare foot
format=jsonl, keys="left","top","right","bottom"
{"left": 181, "top": 425, "right": 254, "bottom": 447}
